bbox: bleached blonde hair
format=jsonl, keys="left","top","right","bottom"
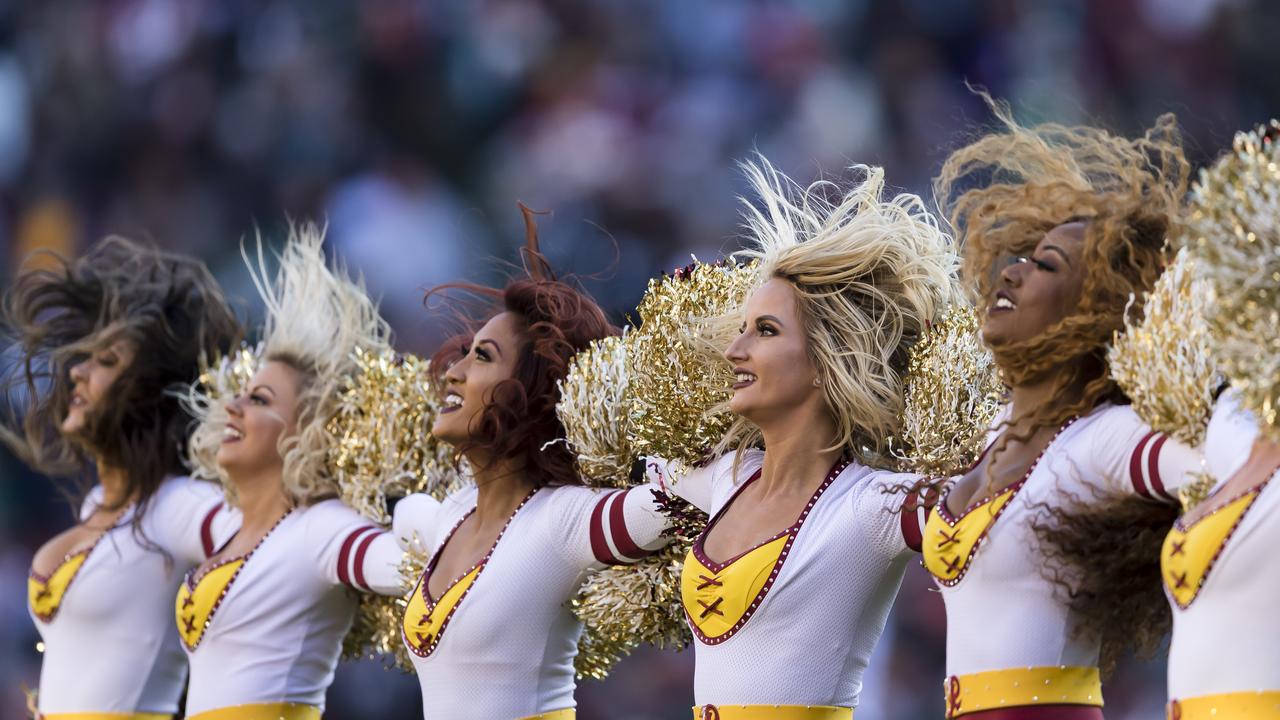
{"left": 715, "top": 158, "right": 961, "bottom": 463}
{"left": 186, "top": 223, "right": 392, "bottom": 506}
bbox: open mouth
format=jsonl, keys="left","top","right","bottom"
{"left": 69, "top": 393, "right": 86, "bottom": 408}
{"left": 440, "top": 392, "right": 464, "bottom": 414}
{"left": 732, "top": 370, "right": 757, "bottom": 390}
{"left": 222, "top": 425, "right": 244, "bottom": 443}
{"left": 990, "top": 291, "right": 1016, "bottom": 314}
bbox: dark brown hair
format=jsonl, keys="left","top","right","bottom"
{"left": 933, "top": 96, "right": 1189, "bottom": 674}
{"left": 2, "top": 236, "right": 241, "bottom": 533}
{"left": 428, "top": 206, "right": 617, "bottom": 488}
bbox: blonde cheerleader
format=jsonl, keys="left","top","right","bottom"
{"left": 1160, "top": 121, "right": 1280, "bottom": 719}
{"left": 640, "top": 157, "right": 959, "bottom": 720}
{"left": 178, "top": 226, "right": 414, "bottom": 720}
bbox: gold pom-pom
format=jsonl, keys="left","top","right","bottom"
{"left": 1182, "top": 120, "right": 1280, "bottom": 440}
{"left": 571, "top": 493, "right": 706, "bottom": 679}
{"left": 1109, "top": 247, "right": 1219, "bottom": 445}
{"left": 556, "top": 333, "right": 636, "bottom": 488}
{"left": 892, "top": 305, "right": 1004, "bottom": 475}
{"left": 627, "top": 260, "right": 760, "bottom": 466}
{"left": 326, "top": 347, "right": 465, "bottom": 525}
{"left": 188, "top": 343, "right": 263, "bottom": 482}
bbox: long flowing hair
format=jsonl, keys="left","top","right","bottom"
{"left": 2, "top": 236, "right": 240, "bottom": 542}
{"left": 714, "top": 157, "right": 960, "bottom": 465}
{"left": 934, "top": 94, "right": 1189, "bottom": 674}
{"left": 428, "top": 205, "right": 618, "bottom": 488}
{"left": 185, "top": 223, "right": 392, "bottom": 506}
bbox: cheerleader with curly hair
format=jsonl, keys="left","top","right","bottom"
{"left": 3, "top": 237, "right": 241, "bottom": 719}
{"left": 395, "top": 210, "right": 673, "bottom": 720}
{"left": 641, "top": 157, "right": 961, "bottom": 720}
{"left": 902, "top": 99, "right": 1207, "bottom": 719}
{"left": 177, "top": 225, "right": 414, "bottom": 720}
{"left": 1159, "top": 121, "right": 1280, "bottom": 720}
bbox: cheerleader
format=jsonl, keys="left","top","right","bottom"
{"left": 1161, "top": 122, "right": 1280, "bottom": 719}
{"left": 177, "top": 225, "right": 413, "bottom": 720}
{"left": 2, "top": 237, "right": 241, "bottom": 719}
{"left": 643, "top": 158, "right": 960, "bottom": 720}
{"left": 397, "top": 212, "right": 671, "bottom": 720}
{"left": 904, "top": 100, "right": 1205, "bottom": 718}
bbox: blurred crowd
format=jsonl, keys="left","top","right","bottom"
{"left": 0, "top": 0, "right": 1275, "bottom": 717}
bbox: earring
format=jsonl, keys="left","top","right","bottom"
{"left": 813, "top": 377, "right": 822, "bottom": 388}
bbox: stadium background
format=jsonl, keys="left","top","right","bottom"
{"left": 0, "top": 0, "right": 1275, "bottom": 718}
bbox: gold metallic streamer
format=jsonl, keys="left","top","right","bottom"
{"left": 1109, "top": 248, "right": 1219, "bottom": 446}
{"left": 570, "top": 493, "right": 706, "bottom": 679}
{"left": 1180, "top": 119, "right": 1280, "bottom": 441}
{"left": 556, "top": 333, "right": 636, "bottom": 488}
{"left": 891, "top": 304, "right": 1004, "bottom": 475}
{"left": 627, "top": 260, "right": 760, "bottom": 467}
{"left": 325, "top": 347, "right": 465, "bottom": 525}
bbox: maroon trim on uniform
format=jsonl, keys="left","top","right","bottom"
{"left": 685, "top": 457, "right": 851, "bottom": 645}
{"left": 1129, "top": 431, "right": 1156, "bottom": 499}
{"left": 200, "top": 502, "right": 224, "bottom": 558}
{"left": 337, "top": 526, "right": 376, "bottom": 587}
{"left": 901, "top": 503, "right": 925, "bottom": 553}
{"left": 608, "top": 488, "right": 646, "bottom": 560}
{"left": 1147, "top": 434, "right": 1173, "bottom": 501}
{"left": 588, "top": 490, "right": 620, "bottom": 565}
{"left": 351, "top": 528, "right": 382, "bottom": 591}
{"left": 402, "top": 488, "right": 538, "bottom": 658}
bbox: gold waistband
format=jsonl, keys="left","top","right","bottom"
{"left": 1168, "top": 691, "right": 1280, "bottom": 719}
{"left": 945, "top": 666, "right": 1103, "bottom": 718}
{"left": 692, "top": 705, "right": 852, "bottom": 720}
{"left": 185, "top": 704, "right": 320, "bottom": 720}
{"left": 39, "top": 715, "right": 171, "bottom": 720}
{"left": 520, "top": 710, "right": 574, "bottom": 720}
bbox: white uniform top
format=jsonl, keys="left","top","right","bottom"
{"left": 653, "top": 450, "right": 918, "bottom": 708}
{"left": 400, "top": 483, "right": 670, "bottom": 720}
{"left": 904, "top": 403, "right": 1202, "bottom": 677}
{"left": 27, "top": 475, "right": 236, "bottom": 715}
{"left": 1166, "top": 390, "right": 1279, "bottom": 700}
{"left": 180, "top": 498, "right": 404, "bottom": 716}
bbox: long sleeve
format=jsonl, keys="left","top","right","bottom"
{"left": 1080, "top": 405, "right": 1203, "bottom": 501}
{"left": 304, "top": 499, "right": 402, "bottom": 595}
{"left": 643, "top": 452, "right": 745, "bottom": 514}
{"left": 553, "top": 484, "right": 673, "bottom": 571}
{"left": 155, "top": 476, "right": 240, "bottom": 566}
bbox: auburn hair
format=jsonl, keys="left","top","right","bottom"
{"left": 2, "top": 236, "right": 240, "bottom": 535}
{"left": 429, "top": 206, "right": 617, "bottom": 488}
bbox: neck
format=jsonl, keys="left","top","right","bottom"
{"left": 96, "top": 460, "right": 133, "bottom": 507}
{"left": 230, "top": 468, "right": 291, "bottom": 533}
{"left": 467, "top": 450, "right": 535, "bottom": 527}
{"left": 1007, "top": 367, "right": 1086, "bottom": 428}
{"left": 757, "top": 411, "right": 843, "bottom": 497}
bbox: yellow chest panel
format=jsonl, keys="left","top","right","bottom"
{"left": 923, "top": 485, "right": 1019, "bottom": 586}
{"left": 176, "top": 558, "right": 245, "bottom": 650}
{"left": 28, "top": 549, "right": 90, "bottom": 623}
{"left": 402, "top": 566, "right": 481, "bottom": 657}
{"left": 1162, "top": 489, "right": 1260, "bottom": 609}
{"left": 681, "top": 533, "right": 791, "bottom": 644}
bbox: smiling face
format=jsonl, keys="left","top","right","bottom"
{"left": 432, "top": 312, "right": 524, "bottom": 447}
{"left": 723, "top": 277, "right": 825, "bottom": 429}
{"left": 982, "top": 221, "right": 1088, "bottom": 348}
{"left": 216, "top": 360, "right": 303, "bottom": 478}
{"left": 61, "top": 339, "right": 137, "bottom": 436}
